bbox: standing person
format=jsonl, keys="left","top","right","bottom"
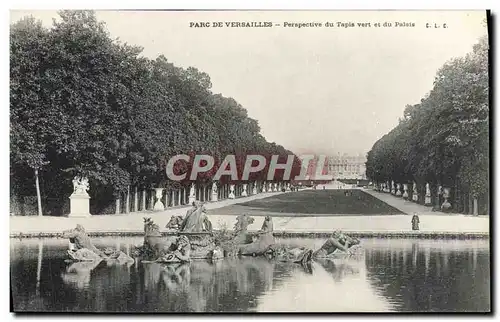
{"left": 411, "top": 213, "right": 420, "bottom": 231}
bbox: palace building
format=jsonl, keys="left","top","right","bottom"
{"left": 327, "top": 153, "right": 367, "bottom": 180}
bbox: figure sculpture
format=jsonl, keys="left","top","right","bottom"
{"left": 232, "top": 214, "right": 255, "bottom": 244}
{"left": 72, "top": 177, "right": 89, "bottom": 195}
{"left": 136, "top": 217, "right": 175, "bottom": 260}
{"left": 165, "top": 215, "right": 184, "bottom": 230}
{"left": 211, "top": 182, "right": 218, "bottom": 202}
{"left": 265, "top": 245, "right": 314, "bottom": 266}
{"left": 156, "top": 236, "right": 191, "bottom": 263}
{"left": 189, "top": 183, "right": 196, "bottom": 204}
{"left": 313, "top": 231, "right": 361, "bottom": 258}
{"left": 179, "top": 201, "right": 212, "bottom": 233}
{"left": 63, "top": 224, "right": 133, "bottom": 263}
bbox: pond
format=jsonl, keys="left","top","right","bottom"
{"left": 10, "top": 237, "right": 490, "bottom": 313}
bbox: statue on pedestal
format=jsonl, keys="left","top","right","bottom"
{"left": 441, "top": 187, "right": 452, "bottom": 210}
{"left": 242, "top": 184, "right": 248, "bottom": 197}
{"left": 412, "top": 182, "right": 418, "bottom": 202}
{"left": 425, "top": 183, "right": 432, "bottom": 205}
{"left": 211, "top": 182, "right": 218, "bottom": 202}
{"left": 403, "top": 184, "right": 409, "bottom": 199}
{"left": 69, "top": 176, "right": 92, "bottom": 217}
{"left": 189, "top": 183, "right": 196, "bottom": 204}
{"left": 396, "top": 183, "right": 402, "bottom": 196}
{"left": 153, "top": 188, "right": 165, "bottom": 211}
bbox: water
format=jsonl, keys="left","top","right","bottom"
{"left": 10, "top": 237, "right": 490, "bottom": 312}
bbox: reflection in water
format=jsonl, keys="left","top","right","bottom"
{"left": 10, "top": 237, "right": 490, "bottom": 312}
{"left": 364, "top": 239, "right": 490, "bottom": 312}
{"left": 61, "top": 260, "right": 102, "bottom": 289}
{"left": 35, "top": 241, "right": 43, "bottom": 295}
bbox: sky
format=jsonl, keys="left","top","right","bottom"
{"left": 10, "top": 10, "right": 488, "bottom": 156}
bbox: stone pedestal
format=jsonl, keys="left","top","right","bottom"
{"left": 69, "top": 193, "right": 92, "bottom": 217}
{"left": 229, "top": 185, "right": 235, "bottom": 199}
{"left": 153, "top": 188, "right": 165, "bottom": 211}
{"left": 242, "top": 184, "right": 248, "bottom": 197}
{"left": 424, "top": 183, "right": 432, "bottom": 205}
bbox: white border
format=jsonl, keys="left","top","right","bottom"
{"left": 2, "top": 1, "right": 498, "bottom": 321}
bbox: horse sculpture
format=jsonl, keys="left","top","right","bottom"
{"left": 238, "top": 216, "right": 276, "bottom": 256}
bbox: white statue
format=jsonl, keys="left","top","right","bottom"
{"left": 441, "top": 187, "right": 451, "bottom": 210}
{"left": 154, "top": 188, "right": 165, "bottom": 211}
{"left": 425, "top": 183, "right": 432, "bottom": 205}
{"left": 403, "top": 184, "right": 409, "bottom": 199}
{"left": 189, "top": 183, "right": 196, "bottom": 204}
{"left": 229, "top": 184, "right": 235, "bottom": 199}
{"left": 396, "top": 183, "right": 402, "bottom": 196}
{"left": 72, "top": 176, "right": 89, "bottom": 195}
{"left": 242, "top": 184, "right": 248, "bottom": 197}
{"left": 211, "top": 182, "right": 218, "bottom": 202}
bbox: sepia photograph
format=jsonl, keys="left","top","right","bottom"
{"left": 9, "top": 9, "right": 490, "bottom": 313}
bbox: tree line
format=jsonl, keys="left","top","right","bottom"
{"left": 365, "top": 35, "right": 489, "bottom": 214}
{"left": 10, "top": 10, "right": 302, "bottom": 215}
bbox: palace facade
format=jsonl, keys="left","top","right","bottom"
{"left": 327, "top": 153, "right": 367, "bottom": 180}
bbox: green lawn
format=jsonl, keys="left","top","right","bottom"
{"left": 209, "top": 189, "right": 403, "bottom": 216}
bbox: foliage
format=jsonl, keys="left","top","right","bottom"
{"left": 10, "top": 11, "right": 302, "bottom": 213}
{"left": 366, "top": 35, "right": 489, "bottom": 199}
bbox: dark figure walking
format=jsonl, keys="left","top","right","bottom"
{"left": 411, "top": 213, "right": 420, "bottom": 231}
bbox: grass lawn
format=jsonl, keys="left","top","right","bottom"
{"left": 209, "top": 189, "right": 403, "bottom": 217}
